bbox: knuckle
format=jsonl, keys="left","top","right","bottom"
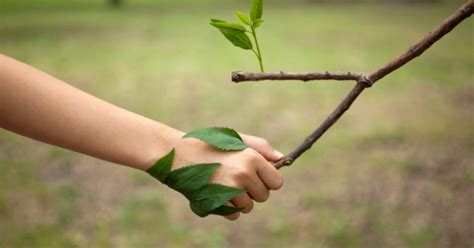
{"left": 242, "top": 148, "right": 263, "bottom": 163}
{"left": 243, "top": 147, "right": 259, "bottom": 157}
{"left": 234, "top": 169, "right": 252, "bottom": 181}
{"left": 259, "top": 138, "right": 271, "bottom": 148}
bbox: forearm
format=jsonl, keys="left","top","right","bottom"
{"left": 0, "top": 54, "right": 182, "bottom": 170}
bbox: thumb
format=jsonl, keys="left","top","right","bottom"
{"left": 240, "top": 134, "right": 284, "bottom": 162}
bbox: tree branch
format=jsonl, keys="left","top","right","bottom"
{"left": 368, "top": 0, "right": 474, "bottom": 83}
{"left": 232, "top": 71, "right": 366, "bottom": 83}
{"left": 231, "top": 1, "right": 474, "bottom": 169}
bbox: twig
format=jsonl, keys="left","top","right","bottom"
{"left": 232, "top": 71, "right": 366, "bottom": 82}
{"left": 231, "top": 1, "right": 474, "bottom": 169}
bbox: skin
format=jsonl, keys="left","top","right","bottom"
{"left": 0, "top": 54, "right": 284, "bottom": 220}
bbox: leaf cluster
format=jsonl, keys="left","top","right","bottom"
{"left": 147, "top": 127, "right": 248, "bottom": 217}
{"left": 210, "top": 0, "right": 265, "bottom": 71}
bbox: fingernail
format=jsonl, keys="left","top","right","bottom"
{"left": 274, "top": 150, "right": 284, "bottom": 159}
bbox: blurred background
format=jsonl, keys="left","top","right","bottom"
{"left": 0, "top": 0, "right": 473, "bottom": 247}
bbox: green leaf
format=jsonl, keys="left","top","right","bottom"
{"left": 190, "top": 201, "right": 210, "bottom": 217}
{"left": 190, "top": 202, "right": 241, "bottom": 217}
{"left": 221, "top": 32, "right": 253, "bottom": 50}
{"left": 146, "top": 149, "right": 175, "bottom": 183}
{"left": 250, "top": 0, "right": 263, "bottom": 22}
{"left": 210, "top": 20, "right": 247, "bottom": 34}
{"left": 210, "top": 19, "right": 225, "bottom": 23}
{"left": 191, "top": 183, "right": 245, "bottom": 212}
{"left": 165, "top": 163, "right": 221, "bottom": 197}
{"left": 253, "top": 19, "right": 264, "bottom": 28}
{"left": 209, "top": 205, "right": 243, "bottom": 216}
{"left": 210, "top": 20, "right": 253, "bottom": 50}
{"left": 183, "top": 127, "right": 247, "bottom": 151}
{"left": 235, "top": 11, "right": 251, "bottom": 26}
{"left": 190, "top": 191, "right": 243, "bottom": 218}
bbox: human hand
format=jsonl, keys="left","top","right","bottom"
{"left": 168, "top": 131, "right": 284, "bottom": 220}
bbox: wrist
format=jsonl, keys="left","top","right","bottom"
{"left": 137, "top": 122, "right": 184, "bottom": 171}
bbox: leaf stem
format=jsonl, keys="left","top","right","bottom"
{"left": 251, "top": 26, "right": 264, "bottom": 72}
{"left": 251, "top": 49, "right": 259, "bottom": 58}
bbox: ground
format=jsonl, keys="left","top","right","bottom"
{"left": 0, "top": 1, "right": 473, "bottom": 247}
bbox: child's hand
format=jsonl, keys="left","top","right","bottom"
{"left": 171, "top": 132, "right": 284, "bottom": 220}
{"left": 0, "top": 55, "right": 283, "bottom": 221}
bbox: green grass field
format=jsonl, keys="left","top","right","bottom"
{"left": 1, "top": 1, "right": 473, "bottom": 247}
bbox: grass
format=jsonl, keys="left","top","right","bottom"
{"left": 0, "top": 1, "right": 473, "bottom": 247}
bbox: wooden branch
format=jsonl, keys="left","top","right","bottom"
{"left": 231, "top": 1, "right": 474, "bottom": 169}
{"left": 232, "top": 71, "right": 366, "bottom": 83}
{"left": 368, "top": 0, "right": 474, "bottom": 83}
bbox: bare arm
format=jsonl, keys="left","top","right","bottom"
{"left": 0, "top": 54, "right": 283, "bottom": 220}
{"left": 0, "top": 54, "right": 180, "bottom": 170}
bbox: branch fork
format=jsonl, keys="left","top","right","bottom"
{"left": 231, "top": 1, "right": 474, "bottom": 169}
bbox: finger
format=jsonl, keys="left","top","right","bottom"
{"left": 223, "top": 202, "right": 240, "bottom": 221}
{"left": 241, "top": 134, "right": 283, "bottom": 162}
{"left": 256, "top": 160, "right": 284, "bottom": 190}
{"left": 231, "top": 192, "right": 254, "bottom": 214}
{"left": 245, "top": 173, "right": 270, "bottom": 202}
